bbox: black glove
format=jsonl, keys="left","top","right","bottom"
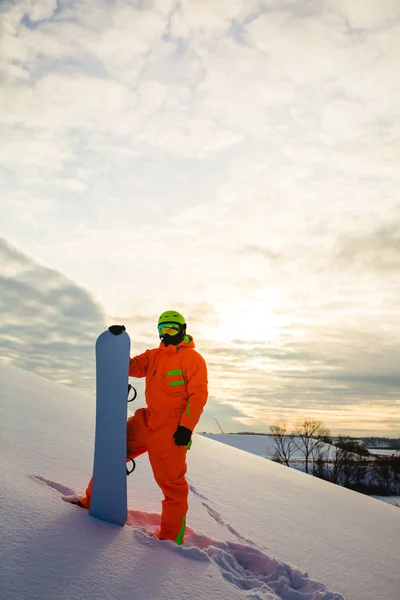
{"left": 173, "top": 425, "right": 192, "bottom": 447}
{"left": 108, "top": 325, "right": 126, "bottom": 335}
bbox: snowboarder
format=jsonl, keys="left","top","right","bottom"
{"left": 76, "top": 310, "right": 208, "bottom": 544}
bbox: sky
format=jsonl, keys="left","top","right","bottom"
{"left": 1, "top": 0, "right": 400, "bottom": 437}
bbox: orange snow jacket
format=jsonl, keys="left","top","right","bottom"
{"left": 128, "top": 335, "right": 208, "bottom": 432}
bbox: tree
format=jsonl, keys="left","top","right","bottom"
{"left": 314, "top": 436, "right": 369, "bottom": 486}
{"left": 270, "top": 420, "right": 296, "bottom": 466}
{"left": 294, "top": 419, "right": 330, "bottom": 474}
{"left": 375, "top": 455, "right": 400, "bottom": 494}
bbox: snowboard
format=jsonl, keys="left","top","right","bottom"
{"left": 89, "top": 327, "right": 131, "bottom": 526}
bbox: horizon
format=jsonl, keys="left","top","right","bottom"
{"left": 1, "top": 0, "right": 400, "bottom": 437}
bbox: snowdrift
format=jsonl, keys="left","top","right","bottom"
{"left": 1, "top": 363, "right": 399, "bottom": 600}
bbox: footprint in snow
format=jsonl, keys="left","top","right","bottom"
{"left": 32, "top": 475, "right": 76, "bottom": 497}
{"left": 34, "top": 476, "right": 344, "bottom": 600}
{"left": 133, "top": 527, "right": 344, "bottom": 600}
{"left": 189, "top": 482, "right": 257, "bottom": 547}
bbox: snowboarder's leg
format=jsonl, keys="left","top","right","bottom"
{"left": 148, "top": 427, "right": 189, "bottom": 544}
{"left": 78, "top": 409, "right": 149, "bottom": 509}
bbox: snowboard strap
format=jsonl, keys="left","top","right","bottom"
{"left": 127, "top": 384, "right": 137, "bottom": 402}
{"left": 126, "top": 457, "right": 136, "bottom": 476}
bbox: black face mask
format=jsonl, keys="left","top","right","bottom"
{"left": 162, "top": 330, "right": 185, "bottom": 347}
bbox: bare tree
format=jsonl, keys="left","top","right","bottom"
{"left": 294, "top": 419, "right": 330, "bottom": 474}
{"left": 270, "top": 420, "right": 296, "bottom": 466}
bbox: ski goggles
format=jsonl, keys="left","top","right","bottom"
{"left": 158, "top": 322, "right": 181, "bottom": 336}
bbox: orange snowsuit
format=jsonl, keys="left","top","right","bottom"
{"left": 80, "top": 335, "right": 208, "bottom": 544}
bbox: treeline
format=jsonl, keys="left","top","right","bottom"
{"left": 361, "top": 437, "right": 400, "bottom": 451}
{"left": 270, "top": 419, "right": 400, "bottom": 496}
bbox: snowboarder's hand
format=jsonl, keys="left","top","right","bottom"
{"left": 108, "top": 325, "right": 126, "bottom": 335}
{"left": 173, "top": 425, "right": 192, "bottom": 446}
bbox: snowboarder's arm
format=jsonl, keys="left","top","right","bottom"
{"left": 180, "top": 352, "right": 208, "bottom": 431}
{"left": 129, "top": 351, "right": 149, "bottom": 378}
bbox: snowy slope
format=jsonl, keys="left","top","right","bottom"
{"left": 1, "top": 364, "right": 399, "bottom": 600}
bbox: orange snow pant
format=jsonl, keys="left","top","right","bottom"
{"left": 79, "top": 408, "right": 189, "bottom": 544}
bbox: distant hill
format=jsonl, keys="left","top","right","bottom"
{"left": 201, "top": 432, "right": 337, "bottom": 460}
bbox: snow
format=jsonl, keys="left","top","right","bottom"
{"left": 1, "top": 363, "right": 399, "bottom": 600}
{"left": 202, "top": 433, "right": 283, "bottom": 458}
{"left": 368, "top": 449, "right": 400, "bottom": 457}
{"left": 373, "top": 497, "right": 400, "bottom": 508}
{"left": 201, "top": 433, "right": 337, "bottom": 460}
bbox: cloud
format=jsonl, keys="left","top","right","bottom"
{"left": 334, "top": 220, "right": 400, "bottom": 274}
{"left": 29, "top": 0, "right": 58, "bottom": 22}
{"left": 242, "top": 245, "right": 281, "bottom": 261}
{"left": 1, "top": 0, "right": 400, "bottom": 436}
{"left": 326, "top": 0, "right": 400, "bottom": 29}
{"left": 200, "top": 312, "right": 400, "bottom": 436}
{"left": 197, "top": 394, "right": 257, "bottom": 434}
{"left": 0, "top": 238, "right": 108, "bottom": 391}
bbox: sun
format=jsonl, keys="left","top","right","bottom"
{"left": 211, "top": 291, "right": 290, "bottom": 343}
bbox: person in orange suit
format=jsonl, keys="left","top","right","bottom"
{"left": 75, "top": 310, "right": 208, "bottom": 544}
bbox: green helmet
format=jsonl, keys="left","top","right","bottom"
{"left": 157, "top": 310, "right": 187, "bottom": 345}
{"left": 158, "top": 310, "right": 186, "bottom": 328}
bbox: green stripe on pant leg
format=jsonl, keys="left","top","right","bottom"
{"left": 175, "top": 516, "right": 186, "bottom": 545}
